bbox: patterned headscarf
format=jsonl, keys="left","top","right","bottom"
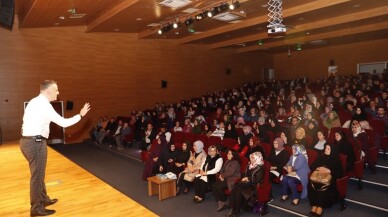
{"left": 194, "top": 140, "right": 204, "bottom": 154}
{"left": 292, "top": 144, "right": 307, "bottom": 158}
{"left": 249, "top": 151, "right": 264, "bottom": 169}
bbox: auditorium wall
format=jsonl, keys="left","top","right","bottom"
{"left": 273, "top": 38, "right": 388, "bottom": 80}
{"left": 0, "top": 24, "right": 272, "bottom": 143}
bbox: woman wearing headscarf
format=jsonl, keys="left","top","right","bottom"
{"left": 313, "top": 130, "right": 327, "bottom": 154}
{"left": 169, "top": 142, "right": 191, "bottom": 177}
{"left": 323, "top": 111, "right": 341, "bottom": 131}
{"left": 268, "top": 138, "right": 289, "bottom": 180}
{"left": 142, "top": 136, "right": 167, "bottom": 180}
{"left": 237, "top": 125, "right": 254, "bottom": 152}
{"left": 212, "top": 150, "right": 241, "bottom": 211}
{"left": 280, "top": 144, "right": 310, "bottom": 205}
{"left": 193, "top": 145, "right": 223, "bottom": 203}
{"left": 245, "top": 136, "right": 265, "bottom": 159}
{"left": 225, "top": 152, "right": 265, "bottom": 217}
{"left": 308, "top": 144, "right": 344, "bottom": 217}
{"left": 342, "top": 106, "right": 371, "bottom": 129}
{"left": 158, "top": 143, "right": 178, "bottom": 174}
{"left": 224, "top": 122, "right": 238, "bottom": 140}
{"left": 335, "top": 131, "right": 355, "bottom": 172}
{"left": 176, "top": 140, "right": 207, "bottom": 194}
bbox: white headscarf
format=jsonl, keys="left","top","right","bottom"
{"left": 194, "top": 140, "right": 204, "bottom": 154}
{"left": 249, "top": 152, "right": 264, "bottom": 169}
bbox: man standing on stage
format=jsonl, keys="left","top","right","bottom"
{"left": 20, "top": 80, "right": 91, "bottom": 216}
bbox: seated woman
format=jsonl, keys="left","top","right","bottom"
{"left": 176, "top": 141, "right": 207, "bottom": 194}
{"left": 313, "top": 130, "right": 327, "bottom": 154}
{"left": 224, "top": 122, "right": 238, "bottom": 140}
{"left": 142, "top": 136, "right": 167, "bottom": 180}
{"left": 169, "top": 142, "right": 191, "bottom": 177}
{"left": 158, "top": 143, "right": 178, "bottom": 174}
{"left": 268, "top": 138, "right": 289, "bottom": 180}
{"left": 351, "top": 123, "right": 375, "bottom": 172}
{"left": 191, "top": 119, "right": 202, "bottom": 134}
{"left": 225, "top": 152, "right": 265, "bottom": 217}
{"left": 335, "top": 131, "right": 356, "bottom": 173}
{"left": 342, "top": 106, "right": 371, "bottom": 129}
{"left": 193, "top": 145, "right": 223, "bottom": 203}
{"left": 245, "top": 136, "right": 265, "bottom": 159}
{"left": 280, "top": 145, "right": 310, "bottom": 205}
{"left": 323, "top": 111, "right": 341, "bottom": 134}
{"left": 308, "top": 144, "right": 344, "bottom": 217}
{"left": 294, "top": 127, "right": 308, "bottom": 148}
{"left": 201, "top": 124, "right": 212, "bottom": 137}
{"left": 212, "top": 150, "right": 241, "bottom": 211}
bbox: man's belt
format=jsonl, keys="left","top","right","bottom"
{"left": 22, "top": 135, "right": 47, "bottom": 141}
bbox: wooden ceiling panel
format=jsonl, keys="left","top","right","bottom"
{"left": 14, "top": 0, "right": 388, "bottom": 53}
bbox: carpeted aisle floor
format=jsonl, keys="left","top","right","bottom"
{"left": 50, "top": 142, "right": 387, "bottom": 217}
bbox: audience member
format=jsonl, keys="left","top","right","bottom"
{"left": 193, "top": 146, "right": 223, "bottom": 203}
{"left": 212, "top": 150, "right": 241, "bottom": 211}
{"left": 308, "top": 144, "right": 343, "bottom": 217}
{"left": 225, "top": 152, "right": 265, "bottom": 217}
{"left": 280, "top": 145, "right": 310, "bottom": 206}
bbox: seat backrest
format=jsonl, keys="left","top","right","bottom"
{"left": 306, "top": 149, "right": 319, "bottom": 167}
{"left": 183, "top": 132, "right": 197, "bottom": 144}
{"left": 256, "top": 161, "right": 272, "bottom": 203}
{"left": 369, "top": 119, "right": 385, "bottom": 137}
{"left": 260, "top": 142, "right": 272, "bottom": 159}
{"left": 240, "top": 157, "right": 249, "bottom": 174}
{"left": 195, "top": 134, "right": 208, "bottom": 145}
{"left": 339, "top": 154, "right": 347, "bottom": 174}
{"left": 171, "top": 131, "right": 184, "bottom": 143}
{"left": 221, "top": 138, "right": 238, "bottom": 150}
{"left": 364, "top": 129, "right": 374, "bottom": 148}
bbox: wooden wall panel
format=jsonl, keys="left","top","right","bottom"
{"left": 273, "top": 38, "right": 388, "bottom": 80}
{"left": 0, "top": 19, "right": 271, "bottom": 143}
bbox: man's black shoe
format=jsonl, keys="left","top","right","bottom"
{"left": 44, "top": 199, "right": 58, "bottom": 206}
{"left": 30, "top": 208, "right": 56, "bottom": 216}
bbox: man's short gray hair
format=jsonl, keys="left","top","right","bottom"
{"left": 40, "top": 80, "right": 57, "bottom": 91}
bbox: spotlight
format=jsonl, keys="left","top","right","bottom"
{"left": 185, "top": 18, "right": 194, "bottom": 26}
{"left": 229, "top": 1, "right": 240, "bottom": 10}
{"left": 258, "top": 40, "right": 263, "bottom": 46}
{"left": 163, "top": 25, "right": 173, "bottom": 32}
{"left": 219, "top": 3, "right": 230, "bottom": 12}
{"left": 158, "top": 29, "right": 163, "bottom": 34}
{"left": 173, "top": 22, "right": 180, "bottom": 28}
{"left": 195, "top": 13, "right": 204, "bottom": 21}
{"left": 207, "top": 10, "right": 213, "bottom": 17}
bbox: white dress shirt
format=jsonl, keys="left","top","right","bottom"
{"left": 22, "top": 94, "right": 81, "bottom": 138}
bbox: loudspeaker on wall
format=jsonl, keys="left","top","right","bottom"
{"left": 161, "top": 80, "right": 167, "bottom": 88}
{"left": 0, "top": 0, "right": 15, "bottom": 30}
{"left": 66, "top": 101, "right": 74, "bottom": 110}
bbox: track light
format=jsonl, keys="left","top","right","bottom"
{"left": 173, "top": 22, "right": 180, "bottom": 28}
{"left": 195, "top": 13, "right": 204, "bottom": 21}
{"left": 219, "top": 3, "right": 230, "bottom": 12}
{"left": 229, "top": 1, "right": 240, "bottom": 10}
{"left": 185, "top": 18, "right": 194, "bottom": 26}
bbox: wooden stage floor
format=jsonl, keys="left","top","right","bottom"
{"left": 0, "top": 143, "right": 158, "bottom": 217}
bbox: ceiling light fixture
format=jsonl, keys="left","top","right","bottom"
{"left": 229, "top": 1, "right": 240, "bottom": 10}
{"left": 296, "top": 43, "right": 302, "bottom": 51}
